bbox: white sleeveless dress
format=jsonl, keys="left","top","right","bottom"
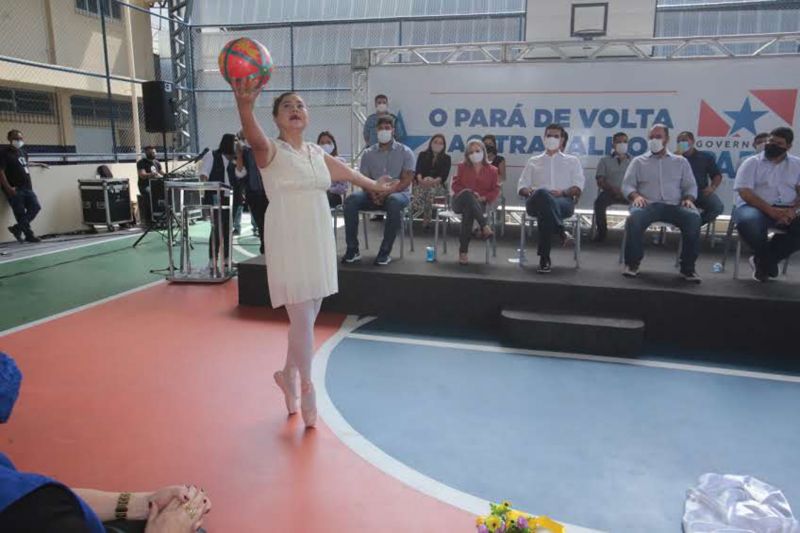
{"left": 261, "top": 140, "right": 338, "bottom": 308}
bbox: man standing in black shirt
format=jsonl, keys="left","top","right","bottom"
{"left": 136, "top": 145, "right": 163, "bottom": 222}
{"left": 1, "top": 130, "right": 48, "bottom": 243}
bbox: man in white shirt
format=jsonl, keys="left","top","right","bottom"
{"left": 517, "top": 124, "right": 585, "bottom": 273}
{"left": 733, "top": 127, "right": 800, "bottom": 282}
{"left": 621, "top": 124, "right": 702, "bottom": 282}
{"left": 199, "top": 133, "right": 247, "bottom": 273}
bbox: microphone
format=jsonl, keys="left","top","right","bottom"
{"left": 193, "top": 147, "right": 209, "bottom": 162}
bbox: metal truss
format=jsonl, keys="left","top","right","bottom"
{"left": 167, "top": 0, "right": 195, "bottom": 153}
{"left": 362, "top": 32, "right": 800, "bottom": 66}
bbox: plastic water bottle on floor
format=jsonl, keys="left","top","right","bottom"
{"left": 425, "top": 246, "right": 436, "bottom": 262}
{"left": 712, "top": 262, "right": 723, "bottom": 273}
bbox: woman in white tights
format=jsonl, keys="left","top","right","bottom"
{"left": 233, "top": 80, "right": 388, "bottom": 427}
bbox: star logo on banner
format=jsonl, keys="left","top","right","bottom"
{"left": 724, "top": 98, "right": 768, "bottom": 136}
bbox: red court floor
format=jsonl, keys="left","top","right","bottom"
{"left": 0, "top": 282, "right": 473, "bottom": 531}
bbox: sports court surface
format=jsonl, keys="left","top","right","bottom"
{"left": 1, "top": 227, "right": 798, "bottom": 532}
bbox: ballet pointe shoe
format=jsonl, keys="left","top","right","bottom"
{"left": 300, "top": 381, "right": 317, "bottom": 428}
{"left": 273, "top": 369, "right": 299, "bottom": 415}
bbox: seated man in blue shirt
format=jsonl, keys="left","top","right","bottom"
{"left": 676, "top": 131, "right": 724, "bottom": 227}
{"left": 733, "top": 127, "right": 800, "bottom": 282}
{"left": 622, "top": 124, "right": 702, "bottom": 282}
{"left": 343, "top": 117, "right": 415, "bottom": 266}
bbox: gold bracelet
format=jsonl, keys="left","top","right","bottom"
{"left": 115, "top": 492, "right": 131, "bottom": 520}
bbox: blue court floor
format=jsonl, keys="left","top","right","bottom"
{"left": 324, "top": 319, "right": 800, "bottom": 532}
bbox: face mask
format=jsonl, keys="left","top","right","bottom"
{"left": 431, "top": 143, "right": 444, "bottom": 153}
{"left": 376, "top": 103, "right": 388, "bottom": 113}
{"left": 11, "top": 140, "right": 23, "bottom": 149}
{"left": 377, "top": 130, "right": 393, "bottom": 144}
{"left": 469, "top": 152, "right": 484, "bottom": 164}
{"left": 320, "top": 143, "right": 335, "bottom": 154}
{"left": 754, "top": 142, "right": 765, "bottom": 153}
{"left": 764, "top": 143, "right": 787, "bottom": 159}
{"left": 648, "top": 138, "right": 664, "bottom": 153}
{"left": 615, "top": 143, "right": 628, "bottom": 155}
{"left": 544, "top": 137, "right": 561, "bottom": 151}
{"left": 677, "top": 141, "right": 692, "bottom": 153}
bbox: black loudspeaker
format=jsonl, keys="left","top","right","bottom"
{"left": 142, "top": 80, "right": 176, "bottom": 133}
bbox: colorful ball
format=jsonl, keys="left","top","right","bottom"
{"left": 218, "top": 37, "right": 274, "bottom": 89}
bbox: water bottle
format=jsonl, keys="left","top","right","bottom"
{"left": 425, "top": 246, "right": 436, "bottom": 262}
{"left": 712, "top": 262, "right": 723, "bottom": 273}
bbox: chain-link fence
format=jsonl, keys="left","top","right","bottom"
{"left": 190, "top": 11, "right": 525, "bottom": 159}
{"left": 0, "top": 0, "right": 180, "bottom": 163}
{"left": 0, "top": 1, "right": 525, "bottom": 162}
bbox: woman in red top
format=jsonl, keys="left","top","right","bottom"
{"left": 452, "top": 139, "right": 499, "bottom": 264}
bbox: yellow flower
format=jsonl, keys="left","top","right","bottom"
{"left": 501, "top": 500, "right": 512, "bottom": 509}
{"left": 476, "top": 516, "right": 486, "bottom": 526}
{"left": 506, "top": 510, "right": 520, "bottom": 522}
{"left": 485, "top": 515, "right": 502, "bottom": 532}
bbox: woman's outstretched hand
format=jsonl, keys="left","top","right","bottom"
{"left": 232, "top": 77, "right": 262, "bottom": 108}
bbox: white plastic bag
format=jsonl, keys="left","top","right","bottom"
{"left": 684, "top": 473, "right": 799, "bottom": 533}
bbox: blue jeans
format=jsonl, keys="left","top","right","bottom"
{"left": 625, "top": 203, "right": 701, "bottom": 272}
{"left": 7, "top": 188, "right": 41, "bottom": 236}
{"left": 344, "top": 191, "right": 409, "bottom": 255}
{"left": 525, "top": 189, "right": 574, "bottom": 258}
{"left": 734, "top": 205, "right": 800, "bottom": 265}
{"left": 695, "top": 192, "right": 724, "bottom": 226}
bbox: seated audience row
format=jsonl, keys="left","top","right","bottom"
{"left": 338, "top": 121, "right": 798, "bottom": 283}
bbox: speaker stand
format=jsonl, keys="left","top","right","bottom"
{"left": 162, "top": 131, "right": 169, "bottom": 173}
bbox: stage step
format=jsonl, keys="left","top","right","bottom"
{"left": 500, "top": 309, "right": 644, "bottom": 356}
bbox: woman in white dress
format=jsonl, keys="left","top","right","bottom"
{"left": 233, "top": 79, "right": 388, "bottom": 428}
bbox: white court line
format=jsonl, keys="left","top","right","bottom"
{"left": 0, "top": 232, "right": 142, "bottom": 265}
{"left": 346, "top": 332, "right": 800, "bottom": 384}
{"left": 0, "top": 279, "right": 166, "bottom": 337}
{"left": 313, "top": 316, "right": 602, "bottom": 533}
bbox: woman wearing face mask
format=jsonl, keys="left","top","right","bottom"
{"left": 482, "top": 135, "right": 506, "bottom": 183}
{"left": 317, "top": 131, "right": 349, "bottom": 208}
{"left": 409, "top": 134, "right": 451, "bottom": 230}
{"left": 451, "top": 139, "right": 500, "bottom": 264}
{"left": 232, "top": 79, "right": 389, "bottom": 428}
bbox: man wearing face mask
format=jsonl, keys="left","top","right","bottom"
{"left": 593, "top": 132, "right": 631, "bottom": 242}
{"left": 1, "top": 130, "right": 48, "bottom": 243}
{"left": 517, "top": 124, "right": 585, "bottom": 273}
{"left": 622, "top": 124, "right": 702, "bottom": 281}
{"left": 752, "top": 132, "right": 769, "bottom": 155}
{"left": 362, "top": 94, "right": 407, "bottom": 147}
{"left": 136, "top": 145, "right": 163, "bottom": 223}
{"left": 733, "top": 127, "right": 800, "bottom": 282}
{"left": 677, "top": 131, "right": 724, "bottom": 227}
{"left": 343, "top": 116, "right": 415, "bottom": 266}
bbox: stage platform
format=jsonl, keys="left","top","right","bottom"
{"left": 238, "top": 221, "right": 800, "bottom": 357}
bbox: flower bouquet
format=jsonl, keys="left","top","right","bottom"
{"left": 475, "top": 501, "right": 565, "bottom": 533}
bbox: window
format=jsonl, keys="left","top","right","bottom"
{"left": 0, "top": 89, "right": 13, "bottom": 113}
{"left": 15, "top": 90, "right": 55, "bottom": 115}
{"left": 76, "top": 0, "right": 121, "bottom": 20}
{"left": 0, "top": 87, "right": 57, "bottom": 124}
{"left": 70, "top": 95, "right": 136, "bottom": 126}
